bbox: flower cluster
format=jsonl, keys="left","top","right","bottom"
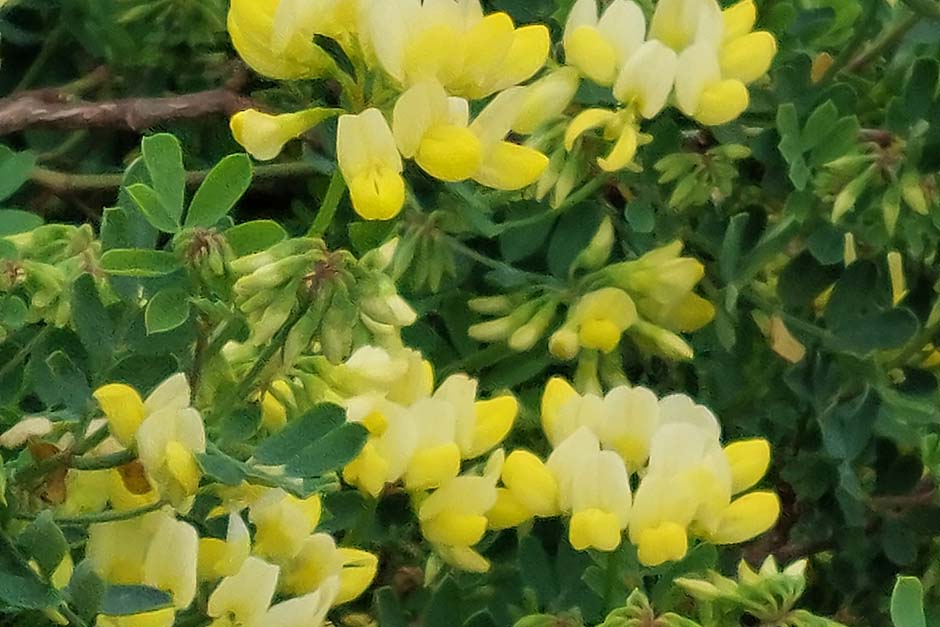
{"left": 491, "top": 377, "right": 779, "bottom": 567}
{"left": 265, "top": 346, "right": 778, "bottom": 572}
{"left": 469, "top": 240, "right": 714, "bottom": 385}
{"left": 225, "top": 0, "right": 776, "bottom": 220}
{"left": 35, "top": 373, "right": 379, "bottom": 627}
{"left": 0, "top": 223, "right": 103, "bottom": 337}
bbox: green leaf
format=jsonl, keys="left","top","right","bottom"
{"left": 185, "top": 154, "right": 252, "bottom": 228}
{"left": 375, "top": 587, "right": 409, "bottom": 627}
{"left": 101, "top": 585, "right": 173, "bottom": 616}
{"left": 500, "top": 202, "right": 556, "bottom": 263}
{"left": 801, "top": 100, "right": 839, "bottom": 152}
{"left": 425, "top": 576, "right": 463, "bottom": 627}
{"left": 141, "top": 133, "right": 186, "bottom": 222}
{"left": 125, "top": 183, "right": 180, "bottom": 233}
{"left": 904, "top": 58, "right": 939, "bottom": 122}
{"left": 101, "top": 249, "right": 180, "bottom": 277}
{"left": 0, "top": 147, "right": 37, "bottom": 202}
{"left": 0, "top": 295, "right": 28, "bottom": 331}
{"left": 830, "top": 309, "right": 920, "bottom": 356}
{"left": 810, "top": 116, "right": 860, "bottom": 166}
{"left": 65, "top": 561, "right": 106, "bottom": 622}
{"left": 254, "top": 404, "right": 346, "bottom": 466}
{"left": 286, "top": 422, "right": 368, "bottom": 477}
{"left": 17, "top": 511, "right": 68, "bottom": 578}
{"left": 0, "top": 209, "right": 42, "bottom": 237}
{"left": 891, "top": 577, "right": 926, "bottom": 627}
{"left": 46, "top": 350, "right": 91, "bottom": 411}
{"left": 348, "top": 221, "right": 395, "bottom": 256}
{"left": 0, "top": 533, "right": 58, "bottom": 610}
{"left": 145, "top": 287, "right": 191, "bottom": 334}
{"left": 226, "top": 220, "right": 288, "bottom": 257}
{"left": 719, "top": 213, "right": 751, "bottom": 282}
{"left": 71, "top": 274, "right": 115, "bottom": 368}
{"left": 519, "top": 535, "right": 559, "bottom": 608}
{"left": 196, "top": 452, "right": 247, "bottom": 486}
{"left": 547, "top": 204, "right": 605, "bottom": 277}
{"left": 777, "top": 103, "right": 809, "bottom": 190}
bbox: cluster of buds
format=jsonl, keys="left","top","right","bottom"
{"left": 654, "top": 143, "right": 752, "bottom": 210}
{"left": 225, "top": 236, "right": 416, "bottom": 370}
{"left": 675, "top": 557, "right": 842, "bottom": 627}
{"left": 0, "top": 223, "right": 104, "bottom": 337}
{"left": 173, "top": 226, "right": 236, "bottom": 298}
{"left": 224, "top": 0, "right": 775, "bottom": 221}
{"left": 469, "top": 239, "right": 714, "bottom": 386}
{"left": 812, "top": 129, "right": 937, "bottom": 230}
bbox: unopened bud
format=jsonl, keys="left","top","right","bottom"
{"left": 832, "top": 165, "right": 875, "bottom": 222}
{"left": 468, "top": 295, "right": 516, "bottom": 315}
{"left": 901, "top": 170, "right": 929, "bottom": 215}
{"left": 674, "top": 577, "right": 722, "bottom": 601}
{"left": 508, "top": 300, "right": 558, "bottom": 352}
{"left": 630, "top": 320, "right": 694, "bottom": 361}
{"left": 571, "top": 216, "right": 615, "bottom": 274}
{"left": 513, "top": 68, "right": 581, "bottom": 135}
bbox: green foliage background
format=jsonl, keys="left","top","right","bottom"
{"left": 0, "top": 0, "right": 940, "bottom": 626}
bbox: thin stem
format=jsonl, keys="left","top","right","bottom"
{"left": 31, "top": 161, "right": 325, "bottom": 193}
{"left": 444, "top": 236, "right": 564, "bottom": 288}
{"left": 498, "top": 174, "right": 614, "bottom": 230}
{"left": 307, "top": 167, "right": 346, "bottom": 237}
{"left": 210, "top": 307, "right": 307, "bottom": 421}
{"left": 0, "top": 326, "right": 50, "bottom": 381}
{"left": 16, "top": 500, "right": 166, "bottom": 526}
{"left": 58, "top": 602, "right": 89, "bottom": 627}
{"left": 14, "top": 24, "right": 65, "bottom": 92}
{"left": 70, "top": 449, "right": 136, "bottom": 471}
{"left": 900, "top": 0, "right": 940, "bottom": 18}
{"left": 845, "top": 12, "right": 921, "bottom": 72}
{"left": 818, "top": 0, "right": 882, "bottom": 84}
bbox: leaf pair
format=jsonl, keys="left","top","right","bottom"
{"left": 126, "top": 134, "right": 252, "bottom": 233}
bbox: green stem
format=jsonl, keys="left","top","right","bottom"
{"left": 307, "top": 168, "right": 346, "bottom": 237}
{"left": 0, "top": 327, "right": 50, "bottom": 381}
{"left": 605, "top": 549, "right": 622, "bottom": 611}
{"left": 16, "top": 500, "right": 166, "bottom": 526}
{"left": 70, "top": 449, "right": 136, "bottom": 471}
{"left": 498, "top": 174, "right": 614, "bottom": 230}
{"left": 210, "top": 307, "right": 307, "bottom": 421}
{"left": 818, "top": 0, "right": 882, "bottom": 84}
{"left": 58, "top": 602, "right": 89, "bottom": 627}
{"left": 31, "top": 161, "right": 324, "bottom": 193}
{"left": 845, "top": 12, "right": 921, "bottom": 72}
{"left": 14, "top": 23, "right": 65, "bottom": 92}
{"left": 444, "top": 236, "right": 564, "bottom": 288}
{"left": 900, "top": 0, "right": 940, "bottom": 18}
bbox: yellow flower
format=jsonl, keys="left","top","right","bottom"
{"left": 719, "top": 0, "right": 777, "bottom": 84}
{"left": 418, "top": 449, "right": 504, "bottom": 571}
{"left": 500, "top": 450, "right": 559, "bottom": 518}
{"left": 337, "top": 109, "right": 406, "bottom": 221}
{"left": 228, "top": 0, "right": 336, "bottom": 80}
{"left": 675, "top": 43, "right": 749, "bottom": 126}
{"left": 259, "top": 379, "right": 296, "bottom": 432}
{"left": 87, "top": 510, "right": 198, "bottom": 610}
{"left": 198, "top": 514, "right": 251, "bottom": 581}
{"left": 231, "top": 108, "right": 342, "bottom": 161}
{"left": 368, "top": 0, "right": 549, "bottom": 98}
{"left": 513, "top": 68, "right": 581, "bottom": 135}
{"left": 134, "top": 374, "right": 206, "bottom": 509}
{"left": 392, "top": 81, "right": 549, "bottom": 190}
{"left": 648, "top": 0, "right": 723, "bottom": 53}
{"left": 563, "top": 0, "right": 646, "bottom": 86}
{"left": 208, "top": 555, "right": 340, "bottom": 627}
{"left": 705, "top": 491, "right": 780, "bottom": 544}
{"left": 612, "top": 40, "right": 678, "bottom": 119}
{"left": 550, "top": 288, "right": 638, "bottom": 357}
{"left": 723, "top": 438, "right": 771, "bottom": 494}
{"left": 564, "top": 108, "right": 650, "bottom": 172}
{"left": 546, "top": 428, "right": 632, "bottom": 551}
{"left": 432, "top": 374, "right": 517, "bottom": 460}
{"left": 249, "top": 489, "right": 322, "bottom": 563}
{"left": 280, "top": 532, "right": 378, "bottom": 605}
{"left": 97, "top": 609, "right": 176, "bottom": 627}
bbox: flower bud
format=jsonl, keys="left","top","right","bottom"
{"left": 508, "top": 300, "right": 559, "bottom": 352}
{"left": 468, "top": 295, "right": 516, "bottom": 315}
{"left": 901, "top": 170, "right": 929, "bottom": 215}
{"left": 832, "top": 164, "right": 876, "bottom": 222}
{"left": 513, "top": 68, "right": 581, "bottom": 135}
{"left": 549, "top": 326, "right": 580, "bottom": 361}
{"left": 630, "top": 320, "right": 694, "bottom": 361}
{"left": 570, "top": 216, "right": 614, "bottom": 274}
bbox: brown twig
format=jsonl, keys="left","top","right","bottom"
{"left": 0, "top": 87, "right": 254, "bottom": 135}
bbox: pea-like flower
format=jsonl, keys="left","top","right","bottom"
{"left": 337, "top": 109, "right": 407, "bottom": 221}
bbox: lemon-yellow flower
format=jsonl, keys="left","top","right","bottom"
{"left": 563, "top": 0, "right": 646, "bottom": 86}
{"left": 337, "top": 109, "right": 406, "bottom": 221}
{"left": 279, "top": 532, "right": 378, "bottom": 604}
{"left": 231, "top": 108, "right": 342, "bottom": 162}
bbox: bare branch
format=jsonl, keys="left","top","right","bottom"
{"left": 0, "top": 88, "right": 254, "bottom": 136}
